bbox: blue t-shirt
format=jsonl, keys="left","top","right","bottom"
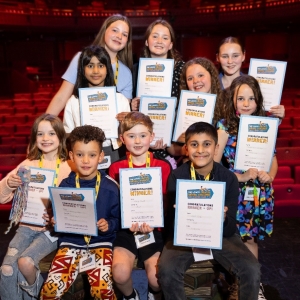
{"left": 62, "top": 51, "right": 133, "bottom": 99}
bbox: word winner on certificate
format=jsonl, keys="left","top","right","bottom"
{"left": 119, "top": 168, "right": 163, "bottom": 228}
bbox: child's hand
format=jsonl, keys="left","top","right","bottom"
{"left": 139, "top": 223, "right": 154, "bottom": 233}
{"left": 130, "top": 222, "right": 154, "bottom": 234}
{"left": 269, "top": 105, "right": 285, "bottom": 119}
{"left": 97, "top": 218, "right": 108, "bottom": 232}
{"left": 116, "top": 112, "right": 130, "bottom": 122}
{"left": 258, "top": 171, "right": 273, "bottom": 183}
{"left": 242, "top": 168, "right": 258, "bottom": 182}
{"left": 150, "top": 138, "right": 167, "bottom": 150}
{"left": 7, "top": 174, "right": 22, "bottom": 189}
{"left": 130, "top": 97, "right": 140, "bottom": 111}
{"left": 224, "top": 206, "right": 228, "bottom": 221}
{"left": 43, "top": 208, "right": 53, "bottom": 225}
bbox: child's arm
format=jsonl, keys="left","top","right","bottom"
{"left": 215, "top": 129, "right": 229, "bottom": 162}
{"left": 0, "top": 164, "right": 25, "bottom": 204}
{"left": 99, "top": 189, "right": 120, "bottom": 235}
{"left": 46, "top": 80, "right": 74, "bottom": 116}
{"left": 234, "top": 168, "right": 258, "bottom": 183}
{"left": 258, "top": 155, "right": 278, "bottom": 183}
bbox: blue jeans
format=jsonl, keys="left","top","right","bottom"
{"left": 0, "top": 226, "right": 57, "bottom": 300}
{"left": 158, "top": 233, "right": 260, "bottom": 300}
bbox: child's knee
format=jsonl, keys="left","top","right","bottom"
{"left": 1, "top": 265, "right": 13, "bottom": 276}
{"left": 18, "top": 256, "right": 34, "bottom": 269}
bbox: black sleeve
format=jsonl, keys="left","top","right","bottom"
{"left": 223, "top": 172, "right": 239, "bottom": 237}
{"left": 165, "top": 172, "right": 177, "bottom": 238}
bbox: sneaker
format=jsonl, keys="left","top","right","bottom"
{"left": 258, "top": 283, "right": 267, "bottom": 300}
{"left": 227, "top": 283, "right": 238, "bottom": 300}
{"left": 148, "top": 290, "right": 162, "bottom": 300}
{"left": 123, "top": 288, "right": 140, "bottom": 300}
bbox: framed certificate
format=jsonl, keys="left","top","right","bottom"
{"left": 174, "top": 180, "right": 225, "bottom": 249}
{"left": 173, "top": 90, "right": 216, "bottom": 143}
{"left": 136, "top": 58, "right": 174, "bottom": 97}
{"left": 139, "top": 96, "right": 177, "bottom": 147}
{"left": 119, "top": 168, "right": 163, "bottom": 228}
{"left": 20, "top": 167, "right": 55, "bottom": 226}
{"left": 49, "top": 187, "right": 98, "bottom": 236}
{"left": 235, "top": 115, "right": 279, "bottom": 172}
{"left": 79, "top": 86, "right": 118, "bottom": 138}
{"left": 248, "top": 58, "right": 287, "bottom": 111}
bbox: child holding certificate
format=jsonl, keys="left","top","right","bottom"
{"left": 0, "top": 114, "right": 73, "bottom": 300}
{"left": 46, "top": 14, "right": 133, "bottom": 116}
{"left": 215, "top": 75, "right": 278, "bottom": 297}
{"left": 109, "top": 112, "right": 172, "bottom": 300}
{"left": 63, "top": 45, "right": 130, "bottom": 166}
{"left": 158, "top": 121, "right": 261, "bottom": 300}
{"left": 41, "top": 125, "right": 120, "bottom": 299}
{"left": 216, "top": 36, "right": 285, "bottom": 118}
{"left": 168, "top": 57, "right": 223, "bottom": 158}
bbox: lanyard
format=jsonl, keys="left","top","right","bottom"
{"left": 114, "top": 58, "right": 119, "bottom": 85}
{"left": 128, "top": 152, "right": 151, "bottom": 168}
{"left": 75, "top": 172, "right": 101, "bottom": 247}
{"left": 190, "top": 162, "right": 210, "bottom": 181}
{"left": 39, "top": 156, "right": 61, "bottom": 187}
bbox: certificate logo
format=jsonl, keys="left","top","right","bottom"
{"left": 187, "top": 97, "right": 207, "bottom": 107}
{"left": 138, "top": 233, "right": 151, "bottom": 242}
{"left": 146, "top": 63, "right": 165, "bottom": 72}
{"left": 129, "top": 173, "right": 152, "bottom": 185}
{"left": 87, "top": 92, "right": 108, "bottom": 102}
{"left": 248, "top": 122, "right": 269, "bottom": 132}
{"left": 257, "top": 65, "right": 277, "bottom": 74}
{"left": 98, "top": 158, "right": 108, "bottom": 164}
{"left": 59, "top": 193, "right": 85, "bottom": 201}
{"left": 148, "top": 102, "right": 167, "bottom": 110}
{"left": 187, "top": 188, "right": 214, "bottom": 199}
{"left": 30, "top": 173, "right": 46, "bottom": 183}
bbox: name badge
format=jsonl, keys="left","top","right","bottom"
{"left": 98, "top": 156, "right": 111, "bottom": 169}
{"left": 244, "top": 187, "right": 261, "bottom": 201}
{"left": 134, "top": 232, "right": 155, "bottom": 249}
{"left": 79, "top": 253, "right": 96, "bottom": 273}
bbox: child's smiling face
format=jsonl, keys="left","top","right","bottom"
{"left": 84, "top": 56, "right": 107, "bottom": 87}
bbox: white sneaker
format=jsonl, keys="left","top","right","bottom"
{"left": 227, "top": 283, "right": 239, "bottom": 300}
{"left": 123, "top": 288, "right": 140, "bottom": 300}
{"left": 148, "top": 290, "right": 162, "bottom": 300}
{"left": 258, "top": 283, "right": 267, "bottom": 300}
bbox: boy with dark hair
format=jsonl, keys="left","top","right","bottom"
{"left": 158, "top": 121, "right": 261, "bottom": 300}
{"left": 109, "top": 112, "right": 171, "bottom": 300}
{"left": 41, "top": 125, "right": 120, "bottom": 300}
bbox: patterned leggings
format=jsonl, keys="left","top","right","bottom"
{"left": 40, "top": 247, "right": 116, "bottom": 300}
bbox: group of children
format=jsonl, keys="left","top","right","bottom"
{"left": 0, "top": 13, "right": 286, "bottom": 300}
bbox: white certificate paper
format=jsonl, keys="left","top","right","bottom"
{"left": 174, "top": 180, "right": 225, "bottom": 249}
{"left": 119, "top": 168, "right": 163, "bottom": 228}
{"left": 136, "top": 58, "right": 174, "bottom": 97}
{"left": 49, "top": 187, "right": 98, "bottom": 236}
{"left": 173, "top": 91, "right": 216, "bottom": 143}
{"left": 248, "top": 58, "right": 287, "bottom": 111}
{"left": 235, "top": 115, "right": 279, "bottom": 172}
{"left": 21, "top": 167, "right": 55, "bottom": 226}
{"left": 139, "top": 96, "right": 176, "bottom": 147}
{"left": 79, "top": 86, "right": 118, "bottom": 138}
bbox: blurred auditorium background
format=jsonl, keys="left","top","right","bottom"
{"left": 0, "top": 1, "right": 300, "bottom": 299}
